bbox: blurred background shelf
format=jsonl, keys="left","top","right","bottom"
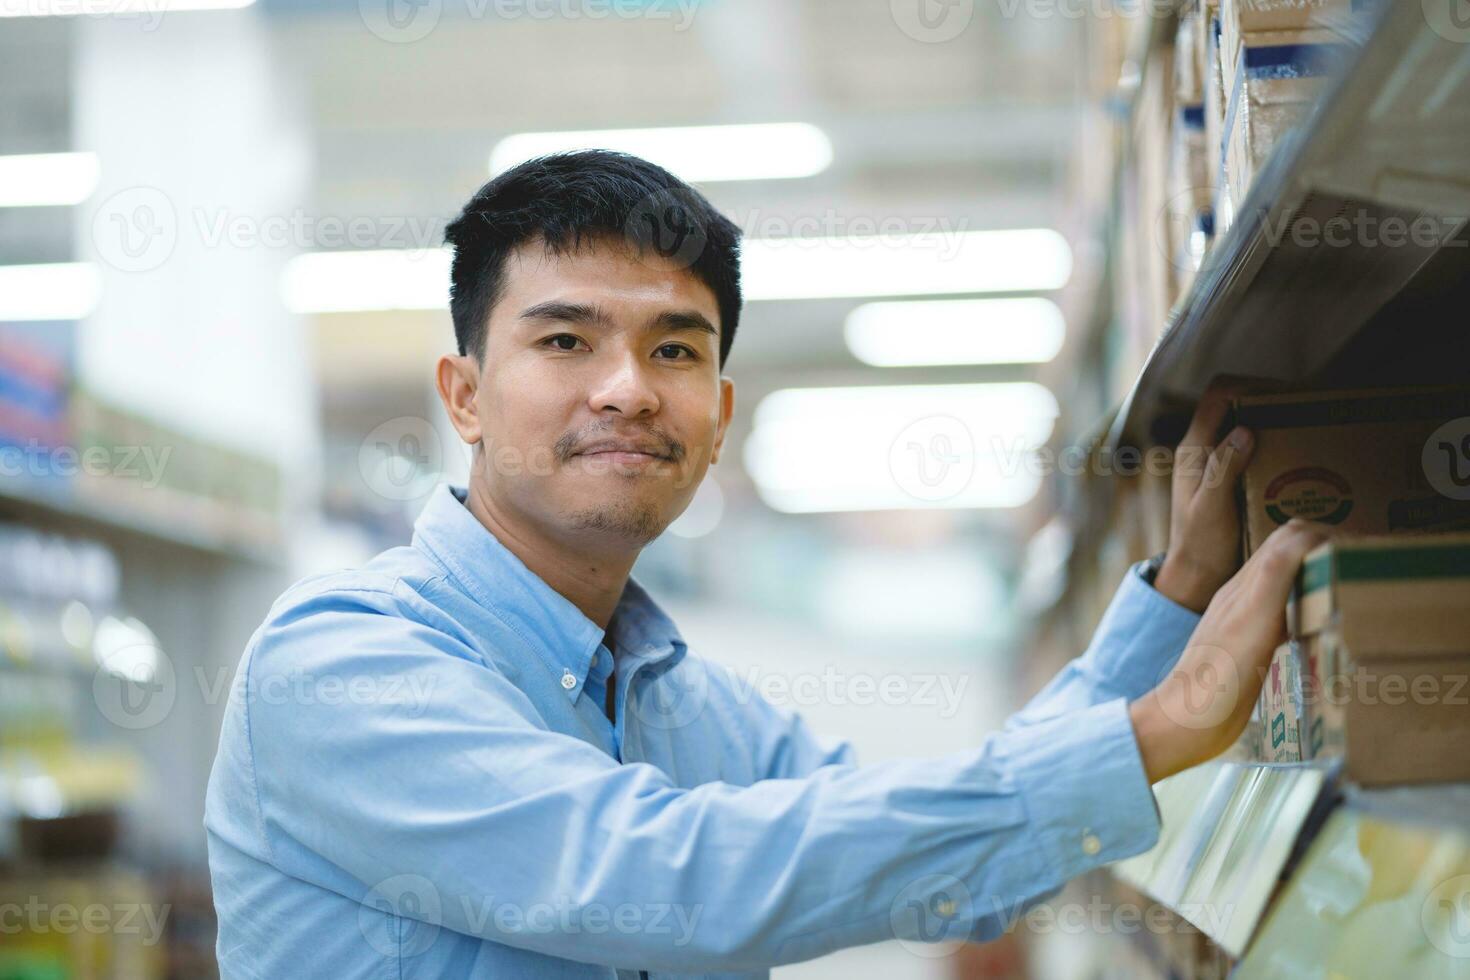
{"left": 0, "top": 473, "right": 282, "bottom": 566}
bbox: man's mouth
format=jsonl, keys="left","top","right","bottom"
{"left": 574, "top": 439, "right": 672, "bottom": 462}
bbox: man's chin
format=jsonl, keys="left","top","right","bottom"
{"left": 562, "top": 500, "right": 669, "bottom": 544}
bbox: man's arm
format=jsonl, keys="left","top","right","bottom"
{"left": 237, "top": 582, "right": 1161, "bottom": 972}
{"left": 1009, "top": 386, "right": 1257, "bottom": 730}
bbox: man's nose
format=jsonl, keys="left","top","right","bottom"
{"left": 588, "top": 351, "right": 661, "bottom": 418}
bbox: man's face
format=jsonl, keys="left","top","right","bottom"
{"left": 443, "top": 235, "right": 734, "bottom": 550}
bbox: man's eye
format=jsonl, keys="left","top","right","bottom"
{"left": 544, "top": 334, "right": 583, "bottom": 351}
{"left": 656, "top": 344, "right": 694, "bottom": 360}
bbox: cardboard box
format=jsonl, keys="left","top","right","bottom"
{"left": 1260, "top": 642, "right": 1304, "bottom": 762}
{"left": 1221, "top": 27, "right": 1354, "bottom": 206}
{"left": 1234, "top": 386, "right": 1470, "bottom": 557}
{"left": 1291, "top": 533, "right": 1470, "bottom": 785}
{"left": 1221, "top": 0, "right": 1364, "bottom": 64}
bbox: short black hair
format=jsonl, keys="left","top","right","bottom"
{"left": 444, "top": 149, "right": 743, "bottom": 368}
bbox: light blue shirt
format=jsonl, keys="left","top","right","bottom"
{"left": 205, "top": 485, "right": 1200, "bottom": 978}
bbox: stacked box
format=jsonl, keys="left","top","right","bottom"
{"left": 1169, "top": 4, "right": 1215, "bottom": 291}
{"left": 1233, "top": 386, "right": 1470, "bottom": 557}
{"left": 1291, "top": 533, "right": 1470, "bottom": 785}
{"left": 1218, "top": 0, "right": 1367, "bottom": 207}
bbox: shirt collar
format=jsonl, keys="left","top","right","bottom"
{"left": 412, "top": 484, "right": 685, "bottom": 702}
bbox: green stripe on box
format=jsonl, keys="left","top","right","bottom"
{"left": 1297, "top": 542, "right": 1470, "bottom": 595}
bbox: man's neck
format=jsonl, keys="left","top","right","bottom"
{"left": 462, "top": 479, "right": 635, "bottom": 630}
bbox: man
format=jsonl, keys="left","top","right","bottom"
{"left": 205, "top": 150, "right": 1325, "bottom": 978}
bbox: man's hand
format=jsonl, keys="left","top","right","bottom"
{"left": 1129, "top": 518, "right": 1331, "bottom": 783}
{"left": 1154, "top": 384, "right": 1255, "bottom": 613}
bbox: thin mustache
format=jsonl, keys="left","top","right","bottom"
{"left": 554, "top": 428, "right": 686, "bottom": 463}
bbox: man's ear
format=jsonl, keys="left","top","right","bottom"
{"left": 710, "top": 376, "right": 735, "bottom": 465}
{"left": 436, "top": 354, "right": 482, "bottom": 446}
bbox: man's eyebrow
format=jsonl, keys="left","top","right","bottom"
{"left": 652, "top": 309, "right": 718, "bottom": 339}
{"left": 517, "top": 300, "right": 610, "bottom": 326}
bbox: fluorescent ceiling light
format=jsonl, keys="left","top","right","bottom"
{"left": 1, "top": 0, "right": 254, "bottom": 15}
{"left": 0, "top": 152, "right": 99, "bottom": 207}
{"left": 742, "top": 228, "right": 1071, "bottom": 301}
{"left": 490, "top": 123, "right": 833, "bottom": 183}
{"left": 0, "top": 263, "right": 100, "bottom": 321}
{"left": 279, "top": 226, "right": 1069, "bottom": 315}
{"left": 743, "top": 382, "right": 1057, "bottom": 514}
{"left": 844, "top": 297, "right": 1066, "bottom": 367}
{"left": 281, "top": 249, "right": 451, "bottom": 314}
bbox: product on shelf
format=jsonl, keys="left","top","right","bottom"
{"left": 1291, "top": 532, "right": 1470, "bottom": 786}
{"left": 1258, "top": 642, "right": 1304, "bottom": 763}
{"left": 1232, "top": 385, "right": 1470, "bottom": 557}
{"left": 1236, "top": 805, "right": 1470, "bottom": 978}
{"left": 1218, "top": 0, "right": 1368, "bottom": 208}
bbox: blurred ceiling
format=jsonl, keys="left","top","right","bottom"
{"left": 1, "top": 0, "right": 1094, "bottom": 529}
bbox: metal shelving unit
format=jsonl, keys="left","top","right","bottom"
{"left": 1108, "top": 0, "right": 1470, "bottom": 450}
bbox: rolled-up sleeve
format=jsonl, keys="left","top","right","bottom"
{"left": 237, "top": 582, "right": 1170, "bottom": 972}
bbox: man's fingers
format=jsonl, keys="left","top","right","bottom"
{"left": 1196, "top": 426, "right": 1254, "bottom": 502}
{"left": 1249, "top": 519, "right": 1331, "bottom": 606}
{"left": 1179, "top": 388, "right": 1232, "bottom": 452}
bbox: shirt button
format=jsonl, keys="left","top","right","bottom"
{"left": 590, "top": 652, "right": 598, "bottom": 668}
{"left": 1081, "top": 832, "right": 1102, "bottom": 856}
{"left": 561, "top": 670, "right": 577, "bottom": 690}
